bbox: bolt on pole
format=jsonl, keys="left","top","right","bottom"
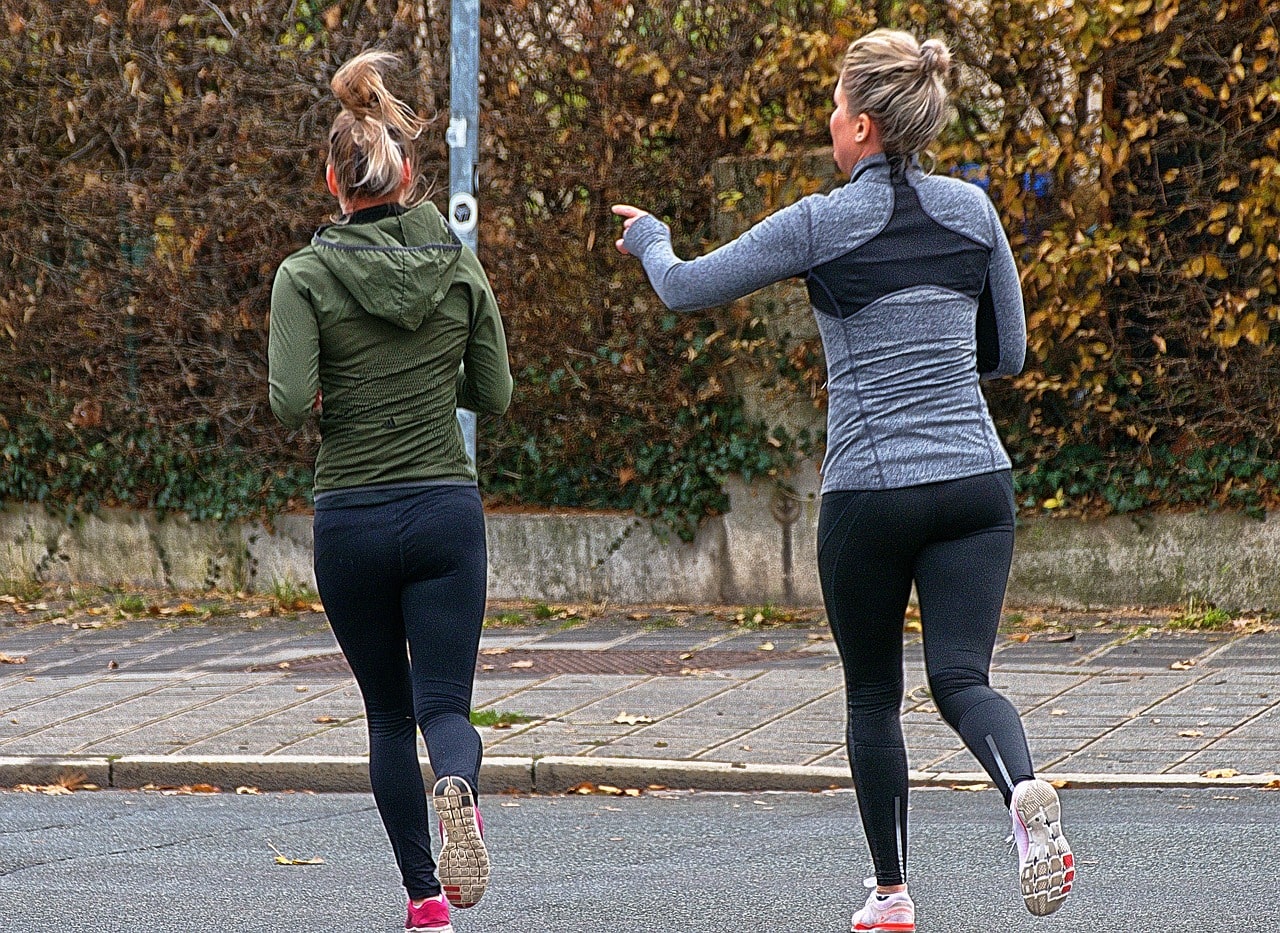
{"left": 450, "top": 0, "right": 480, "bottom": 465}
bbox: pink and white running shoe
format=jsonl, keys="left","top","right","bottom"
{"left": 1010, "top": 778, "right": 1074, "bottom": 915}
{"left": 851, "top": 889, "right": 915, "bottom": 932}
{"left": 406, "top": 893, "right": 453, "bottom": 933}
{"left": 432, "top": 775, "right": 490, "bottom": 909}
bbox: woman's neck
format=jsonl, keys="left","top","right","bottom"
{"left": 339, "top": 194, "right": 404, "bottom": 216}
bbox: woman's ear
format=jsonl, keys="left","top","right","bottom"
{"left": 854, "top": 112, "right": 871, "bottom": 144}
{"left": 325, "top": 163, "right": 340, "bottom": 198}
{"left": 401, "top": 157, "right": 412, "bottom": 191}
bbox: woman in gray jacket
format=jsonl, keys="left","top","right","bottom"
{"left": 615, "top": 29, "right": 1072, "bottom": 932}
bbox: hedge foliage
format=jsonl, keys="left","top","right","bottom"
{"left": 0, "top": 0, "right": 1276, "bottom": 536}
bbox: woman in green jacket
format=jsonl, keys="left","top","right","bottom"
{"left": 269, "top": 50, "right": 511, "bottom": 933}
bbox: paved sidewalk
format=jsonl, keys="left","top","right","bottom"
{"left": 1, "top": 601, "right": 1277, "bottom": 791}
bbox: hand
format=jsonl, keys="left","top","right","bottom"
{"left": 611, "top": 204, "right": 651, "bottom": 255}
{"left": 312, "top": 389, "right": 323, "bottom": 414}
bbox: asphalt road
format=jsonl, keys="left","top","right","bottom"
{"left": 0, "top": 786, "right": 1275, "bottom": 932}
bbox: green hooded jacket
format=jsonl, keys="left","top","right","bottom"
{"left": 269, "top": 202, "right": 512, "bottom": 493}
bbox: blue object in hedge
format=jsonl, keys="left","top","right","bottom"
{"left": 953, "top": 162, "right": 1051, "bottom": 199}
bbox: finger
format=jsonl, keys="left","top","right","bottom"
{"left": 615, "top": 238, "right": 631, "bottom": 255}
{"left": 611, "top": 204, "right": 645, "bottom": 219}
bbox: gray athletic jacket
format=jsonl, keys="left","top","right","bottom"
{"left": 622, "top": 152, "right": 1027, "bottom": 494}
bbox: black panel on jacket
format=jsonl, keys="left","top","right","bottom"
{"left": 805, "top": 179, "right": 990, "bottom": 320}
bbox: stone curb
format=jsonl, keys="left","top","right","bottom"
{"left": 2, "top": 755, "right": 1275, "bottom": 794}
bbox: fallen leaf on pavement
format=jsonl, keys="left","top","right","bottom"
{"left": 73, "top": 620, "right": 105, "bottom": 630}
{"left": 904, "top": 619, "right": 922, "bottom": 633}
{"left": 0, "top": 653, "right": 28, "bottom": 665}
{"left": 1007, "top": 633, "right": 1031, "bottom": 643}
{"left": 1178, "top": 730, "right": 1204, "bottom": 738}
{"left": 1050, "top": 709, "right": 1067, "bottom": 716}
{"left": 1045, "top": 633, "right": 1077, "bottom": 642}
{"left": 1170, "top": 659, "right": 1197, "bottom": 671}
{"left": 309, "top": 603, "right": 325, "bottom": 613}
{"left": 235, "top": 786, "right": 262, "bottom": 795}
{"left": 1049, "top": 779, "right": 1070, "bottom": 789}
{"left": 614, "top": 712, "right": 655, "bottom": 725}
{"left": 509, "top": 660, "right": 534, "bottom": 669}
{"left": 14, "top": 783, "right": 73, "bottom": 795}
{"left": 313, "top": 716, "right": 339, "bottom": 724}
{"left": 627, "top": 612, "right": 651, "bottom": 621}
{"left": 1202, "top": 768, "right": 1239, "bottom": 779}
{"left": 156, "top": 783, "right": 222, "bottom": 796}
{"left": 239, "top": 609, "right": 266, "bottom": 619}
{"left": 678, "top": 652, "right": 694, "bottom": 660}
{"left": 481, "top": 664, "right": 496, "bottom": 672}
{"left": 952, "top": 783, "right": 990, "bottom": 792}
{"left": 0, "top": 595, "right": 16, "bottom": 604}
{"left": 269, "top": 841, "right": 324, "bottom": 866}
{"left": 480, "top": 647, "right": 510, "bottom": 656}
{"left": 1263, "top": 779, "right": 1280, "bottom": 791}
{"left": 758, "top": 641, "right": 775, "bottom": 651}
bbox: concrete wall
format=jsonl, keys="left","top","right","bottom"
{"left": 3, "top": 496, "right": 1279, "bottom": 609}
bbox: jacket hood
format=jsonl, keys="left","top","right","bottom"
{"left": 310, "top": 202, "right": 462, "bottom": 331}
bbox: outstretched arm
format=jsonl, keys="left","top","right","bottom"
{"left": 613, "top": 198, "right": 818, "bottom": 312}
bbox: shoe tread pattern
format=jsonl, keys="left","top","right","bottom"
{"left": 433, "top": 777, "right": 490, "bottom": 909}
{"left": 1015, "top": 779, "right": 1074, "bottom": 916}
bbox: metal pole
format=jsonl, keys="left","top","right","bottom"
{"left": 449, "top": 0, "right": 480, "bottom": 465}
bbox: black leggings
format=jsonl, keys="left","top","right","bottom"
{"left": 313, "top": 485, "right": 487, "bottom": 900}
{"left": 818, "top": 470, "right": 1035, "bottom": 888}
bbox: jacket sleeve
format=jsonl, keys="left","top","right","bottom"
{"left": 621, "top": 196, "right": 818, "bottom": 312}
{"left": 268, "top": 264, "right": 321, "bottom": 430}
{"left": 456, "top": 249, "right": 513, "bottom": 416}
{"left": 977, "top": 195, "right": 1028, "bottom": 379}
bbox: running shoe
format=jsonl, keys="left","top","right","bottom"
{"left": 432, "top": 775, "right": 490, "bottom": 909}
{"left": 1010, "top": 778, "right": 1074, "bottom": 916}
{"left": 406, "top": 893, "right": 453, "bottom": 933}
{"left": 851, "top": 889, "right": 915, "bottom": 932}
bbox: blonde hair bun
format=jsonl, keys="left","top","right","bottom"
{"left": 331, "top": 50, "right": 423, "bottom": 139}
{"left": 918, "top": 39, "right": 951, "bottom": 78}
{"left": 327, "top": 50, "right": 426, "bottom": 203}
{"left": 840, "top": 29, "right": 954, "bottom": 157}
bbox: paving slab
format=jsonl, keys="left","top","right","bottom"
{"left": 2, "top": 609, "right": 1278, "bottom": 789}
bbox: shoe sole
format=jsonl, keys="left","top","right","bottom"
{"left": 433, "top": 776, "right": 489, "bottom": 909}
{"left": 1013, "top": 779, "right": 1074, "bottom": 916}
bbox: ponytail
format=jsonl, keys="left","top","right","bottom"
{"left": 327, "top": 51, "right": 427, "bottom": 204}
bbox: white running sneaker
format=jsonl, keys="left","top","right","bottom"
{"left": 432, "top": 775, "right": 490, "bottom": 909}
{"left": 1010, "top": 778, "right": 1074, "bottom": 915}
{"left": 851, "top": 889, "right": 915, "bottom": 932}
